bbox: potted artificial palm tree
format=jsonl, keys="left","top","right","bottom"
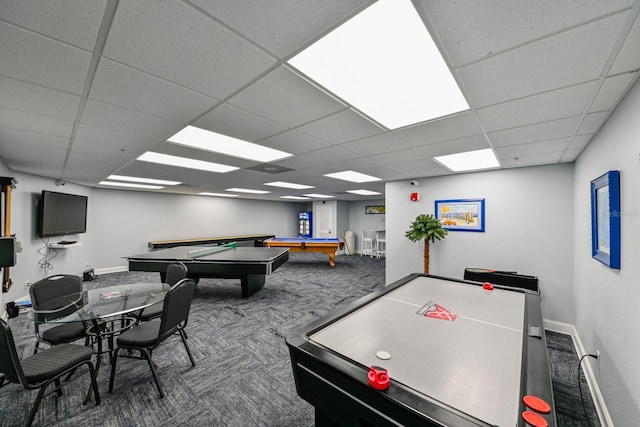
{"left": 405, "top": 214, "right": 448, "bottom": 274}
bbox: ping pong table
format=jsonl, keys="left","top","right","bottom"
{"left": 125, "top": 243, "right": 289, "bottom": 298}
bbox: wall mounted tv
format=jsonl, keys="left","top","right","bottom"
{"left": 37, "top": 190, "right": 88, "bottom": 238}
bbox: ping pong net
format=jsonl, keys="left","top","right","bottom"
{"left": 187, "top": 242, "right": 237, "bottom": 259}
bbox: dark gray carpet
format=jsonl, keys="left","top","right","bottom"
{"left": 1, "top": 253, "right": 599, "bottom": 426}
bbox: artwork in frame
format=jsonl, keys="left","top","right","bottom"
{"left": 590, "top": 170, "right": 620, "bottom": 269}
{"left": 365, "top": 205, "right": 385, "bottom": 214}
{"left": 435, "top": 199, "right": 485, "bottom": 232}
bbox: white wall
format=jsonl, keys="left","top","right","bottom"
{"left": 348, "top": 199, "right": 386, "bottom": 253}
{"left": 385, "top": 164, "right": 575, "bottom": 323}
{"left": 91, "top": 189, "right": 303, "bottom": 269}
{"left": 573, "top": 79, "right": 640, "bottom": 426}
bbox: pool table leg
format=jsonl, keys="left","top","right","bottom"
{"left": 241, "top": 274, "right": 266, "bottom": 298}
{"left": 329, "top": 253, "right": 336, "bottom": 268}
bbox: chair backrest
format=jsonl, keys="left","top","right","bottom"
{"left": 158, "top": 278, "right": 196, "bottom": 341}
{"left": 164, "top": 262, "right": 188, "bottom": 286}
{"left": 362, "top": 230, "right": 375, "bottom": 240}
{"left": 0, "top": 318, "right": 27, "bottom": 387}
{"left": 29, "top": 275, "right": 83, "bottom": 309}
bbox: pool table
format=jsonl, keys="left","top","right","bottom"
{"left": 264, "top": 237, "right": 344, "bottom": 267}
{"left": 286, "top": 273, "right": 556, "bottom": 426}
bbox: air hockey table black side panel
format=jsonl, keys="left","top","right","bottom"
{"left": 286, "top": 273, "right": 557, "bottom": 427}
{"left": 464, "top": 267, "right": 539, "bottom": 292}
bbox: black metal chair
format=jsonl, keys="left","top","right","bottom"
{"left": 136, "top": 262, "right": 188, "bottom": 322}
{"left": 0, "top": 318, "right": 100, "bottom": 427}
{"left": 29, "top": 275, "right": 88, "bottom": 353}
{"left": 109, "top": 278, "right": 196, "bottom": 398}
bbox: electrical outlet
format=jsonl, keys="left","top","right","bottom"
{"left": 596, "top": 350, "right": 601, "bottom": 370}
{"left": 25, "top": 280, "right": 31, "bottom": 289}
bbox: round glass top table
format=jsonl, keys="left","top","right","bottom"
{"left": 27, "top": 282, "right": 170, "bottom": 403}
{"left": 28, "top": 282, "right": 170, "bottom": 324}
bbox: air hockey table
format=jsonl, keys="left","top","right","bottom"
{"left": 286, "top": 274, "right": 556, "bottom": 427}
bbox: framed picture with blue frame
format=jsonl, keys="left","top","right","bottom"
{"left": 435, "top": 198, "right": 485, "bottom": 232}
{"left": 590, "top": 170, "right": 620, "bottom": 269}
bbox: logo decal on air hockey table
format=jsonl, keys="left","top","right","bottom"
{"left": 416, "top": 301, "right": 457, "bottom": 321}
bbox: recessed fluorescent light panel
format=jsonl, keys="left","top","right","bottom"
{"left": 280, "top": 196, "right": 311, "bottom": 200}
{"left": 225, "top": 188, "right": 271, "bottom": 194}
{"left": 108, "top": 175, "right": 181, "bottom": 186}
{"left": 434, "top": 149, "right": 500, "bottom": 172}
{"left": 346, "top": 189, "right": 382, "bottom": 196}
{"left": 99, "top": 181, "right": 163, "bottom": 190}
{"left": 137, "top": 152, "right": 238, "bottom": 173}
{"left": 303, "top": 194, "right": 335, "bottom": 199}
{"left": 264, "top": 181, "right": 315, "bottom": 190}
{"left": 324, "top": 170, "right": 381, "bottom": 183}
{"left": 199, "top": 192, "right": 238, "bottom": 198}
{"left": 168, "top": 126, "right": 292, "bottom": 163}
{"left": 288, "top": 0, "right": 468, "bottom": 129}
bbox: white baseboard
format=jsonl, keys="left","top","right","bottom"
{"left": 544, "top": 319, "right": 613, "bottom": 427}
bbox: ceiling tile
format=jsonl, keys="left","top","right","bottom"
{"left": 0, "top": 127, "right": 70, "bottom": 151}
{"left": 259, "top": 130, "right": 331, "bottom": 154}
{"left": 568, "top": 134, "right": 594, "bottom": 150}
{"left": 81, "top": 99, "right": 182, "bottom": 143}
{"left": 0, "top": 76, "right": 81, "bottom": 121}
{"left": 418, "top": 134, "right": 490, "bottom": 158}
{"left": 298, "top": 146, "right": 359, "bottom": 165}
{"left": 190, "top": 0, "right": 374, "bottom": 57}
{"left": 367, "top": 147, "right": 432, "bottom": 165}
{"left": 477, "top": 82, "right": 596, "bottom": 132}
{"left": 501, "top": 151, "right": 564, "bottom": 168}
{"left": 495, "top": 138, "right": 571, "bottom": 159}
{"left": 0, "top": 0, "right": 105, "bottom": 50}
{"left": 394, "top": 111, "right": 481, "bottom": 146}
{"left": 228, "top": 66, "right": 346, "bottom": 128}
{"left": 75, "top": 123, "right": 160, "bottom": 155}
{"left": 418, "top": 0, "right": 634, "bottom": 67}
{"left": 610, "top": 11, "right": 640, "bottom": 74}
{"left": 0, "top": 21, "right": 91, "bottom": 94}
{"left": 90, "top": 59, "right": 219, "bottom": 123}
{"left": 488, "top": 117, "right": 580, "bottom": 148}
{"left": 339, "top": 132, "right": 412, "bottom": 156}
{"left": 0, "top": 108, "right": 73, "bottom": 138}
{"left": 65, "top": 151, "right": 134, "bottom": 179}
{"left": 102, "top": 0, "right": 276, "bottom": 99}
{"left": 194, "top": 103, "right": 287, "bottom": 143}
{"left": 296, "top": 109, "right": 383, "bottom": 144}
{"left": 590, "top": 73, "right": 639, "bottom": 112}
{"left": 578, "top": 111, "right": 610, "bottom": 135}
{"left": 457, "top": 12, "right": 629, "bottom": 107}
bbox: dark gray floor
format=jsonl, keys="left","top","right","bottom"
{"left": 1, "top": 253, "right": 599, "bottom": 426}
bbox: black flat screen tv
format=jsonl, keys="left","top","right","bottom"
{"left": 38, "top": 190, "right": 88, "bottom": 238}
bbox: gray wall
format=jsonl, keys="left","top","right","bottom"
{"left": 385, "top": 164, "right": 575, "bottom": 323}
{"left": 0, "top": 177, "right": 304, "bottom": 304}
{"left": 573, "top": 79, "right": 640, "bottom": 426}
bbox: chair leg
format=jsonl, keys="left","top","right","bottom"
{"left": 54, "top": 378, "right": 63, "bottom": 396}
{"left": 86, "top": 361, "right": 101, "bottom": 406}
{"left": 179, "top": 329, "right": 196, "bottom": 367}
{"left": 25, "top": 384, "right": 48, "bottom": 427}
{"left": 139, "top": 349, "right": 164, "bottom": 398}
{"left": 108, "top": 347, "right": 121, "bottom": 393}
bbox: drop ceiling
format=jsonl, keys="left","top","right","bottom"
{"left": 0, "top": 0, "right": 639, "bottom": 201}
